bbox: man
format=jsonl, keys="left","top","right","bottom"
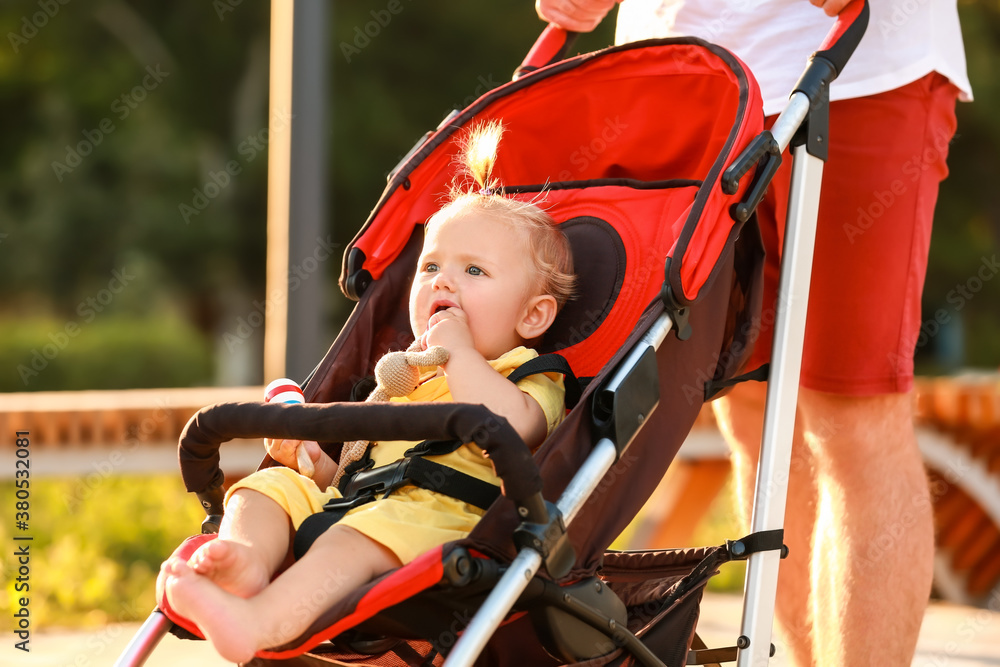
{"left": 536, "top": 0, "right": 971, "bottom": 663}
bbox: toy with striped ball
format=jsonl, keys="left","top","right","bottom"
{"left": 264, "top": 378, "right": 315, "bottom": 478}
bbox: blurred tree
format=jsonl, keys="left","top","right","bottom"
{"left": 0, "top": 1, "right": 995, "bottom": 390}
{"left": 917, "top": 1, "right": 1000, "bottom": 372}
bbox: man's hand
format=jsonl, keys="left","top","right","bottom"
{"left": 809, "top": 0, "right": 855, "bottom": 17}
{"left": 535, "top": 0, "right": 618, "bottom": 32}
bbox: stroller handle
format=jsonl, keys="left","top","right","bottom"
{"left": 815, "top": 0, "right": 869, "bottom": 77}
{"left": 518, "top": 0, "right": 868, "bottom": 82}
{"left": 514, "top": 24, "right": 578, "bottom": 80}
{"left": 177, "top": 401, "right": 548, "bottom": 527}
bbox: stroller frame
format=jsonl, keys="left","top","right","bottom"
{"left": 115, "top": 4, "right": 869, "bottom": 666}
{"left": 735, "top": 102, "right": 825, "bottom": 667}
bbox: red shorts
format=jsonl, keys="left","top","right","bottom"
{"left": 747, "top": 73, "right": 960, "bottom": 395}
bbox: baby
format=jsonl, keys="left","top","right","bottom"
{"left": 158, "top": 121, "right": 576, "bottom": 663}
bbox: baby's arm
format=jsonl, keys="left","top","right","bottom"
{"left": 443, "top": 348, "right": 549, "bottom": 449}
{"left": 422, "top": 309, "right": 548, "bottom": 448}
{"left": 266, "top": 438, "right": 339, "bottom": 488}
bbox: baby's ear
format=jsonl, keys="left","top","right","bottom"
{"left": 517, "top": 294, "right": 558, "bottom": 342}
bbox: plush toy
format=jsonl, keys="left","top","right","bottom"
{"left": 332, "top": 341, "right": 450, "bottom": 488}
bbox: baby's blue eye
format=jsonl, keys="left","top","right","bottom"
{"left": 467, "top": 266, "right": 484, "bottom": 276}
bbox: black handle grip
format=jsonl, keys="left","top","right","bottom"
{"left": 813, "top": 0, "right": 869, "bottom": 78}
{"left": 178, "top": 401, "right": 544, "bottom": 514}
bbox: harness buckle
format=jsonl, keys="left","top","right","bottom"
{"left": 340, "top": 458, "right": 411, "bottom": 500}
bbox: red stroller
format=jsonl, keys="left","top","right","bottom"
{"left": 116, "top": 4, "right": 869, "bottom": 665}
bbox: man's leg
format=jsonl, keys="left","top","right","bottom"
{"left": 799, "top": 388, "right": 932, "bottom": 664}
{"left": 713, "top": 383, "right": 818, "bottom": 666}
{"left": 715, "top": 384, "right": 933, "bottom": 666}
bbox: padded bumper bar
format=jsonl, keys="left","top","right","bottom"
{"left": 178, "top": 401, "right": 548, "bottom": 527}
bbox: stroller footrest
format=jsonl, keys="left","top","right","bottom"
{"left": 687, "top": 645, "right": 737, "bottom": 665}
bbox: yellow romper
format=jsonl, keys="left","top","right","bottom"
{"left": 226, "top": 346, "right": 566, "bottom": 564}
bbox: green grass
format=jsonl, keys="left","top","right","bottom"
{"left": 0, "top": 470, "right": 746, "bottom": 631}
{"left": 1, "top": 475, "right": 205, "bottom": 630}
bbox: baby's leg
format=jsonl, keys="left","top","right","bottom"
{"left": 165, "top": 525, "right": 402, "bottom": 663}
{"left": 159, "top": 488, "right": 294, "bottom": 600}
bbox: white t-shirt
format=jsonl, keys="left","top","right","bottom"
{"left": 616, "top": 0, "right": 972, "bottom": 116}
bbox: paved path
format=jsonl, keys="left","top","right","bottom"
{"left": 2, "top": 593, "right": 998, "bottom": 666}
{"left": 696, "top": 593, "right": 1000, "bottom": 666}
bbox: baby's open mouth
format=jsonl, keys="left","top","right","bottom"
{"left": 430, "top": 301, "right": 457, "bottom": 318}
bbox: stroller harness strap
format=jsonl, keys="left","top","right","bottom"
{"left": 505, "top": 352, "right": 584, "bottom": 408}
{"left": 293, "top": 440, "right": 501, "bottom": 559}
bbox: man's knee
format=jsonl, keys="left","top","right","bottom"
{"left": 797, "top": 389, "right": 921, "bottom": 474}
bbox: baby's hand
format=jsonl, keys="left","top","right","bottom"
{"left": 421, "top": 307, "right": 475, "bottom": 353}
{"left": 266, "top": 438, "right": 319, "bottom": 477}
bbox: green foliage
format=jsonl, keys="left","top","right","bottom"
{"left": 0, "top": 1, "right": 270, "bottom": 387}
{"left": 0, "top": 475, "right": 205, "bottom": 629}
{"left": 916, "top": 2, "right": 1000, "bottom": 371}
{"left": 0, "top": 1, "right": 997, "bottom": 391}
{"left": 0, "top": 314, "right": 212, "bottom": 392}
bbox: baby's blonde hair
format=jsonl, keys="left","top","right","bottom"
{"left": 429, "top": 120, "right": 576, "bottom": 309}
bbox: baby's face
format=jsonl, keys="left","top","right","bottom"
{"left": 409, "top": 211, "right": 539, "bottom": 360}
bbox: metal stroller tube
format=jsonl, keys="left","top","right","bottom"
{"left": 112, "top": 610, "right": 172, "bottom": 667}
{"left": 737, "top": 4, "right": 869, "bottom": 665}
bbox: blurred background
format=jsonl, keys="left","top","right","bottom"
{"left": 1, "top": 2, "right": 997, "bottom": 393}
{"left": 0, "top": 0, "right": 998, "bottom": 644}
{"left": 0, "top": 1, "right": 621, "bottom": 392}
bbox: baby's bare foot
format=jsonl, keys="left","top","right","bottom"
{"left": 188, "top": 538, "right": 270, "bottom": 598}
{"left": 165, "top": 561, "right": 260, "bottom": 664}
